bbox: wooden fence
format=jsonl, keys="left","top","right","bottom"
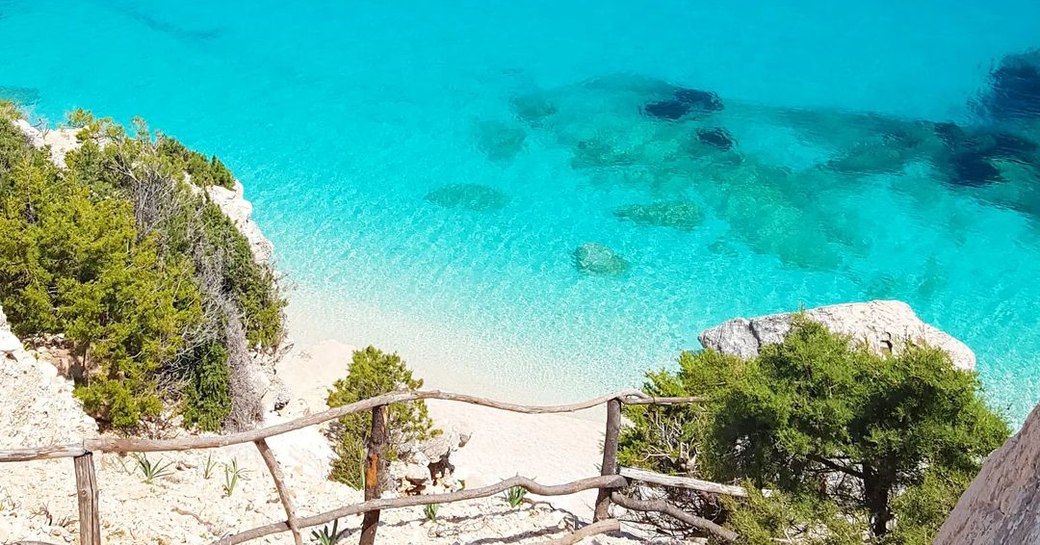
{"left": 0, "top": 389, "right": 742, "bottom": 545}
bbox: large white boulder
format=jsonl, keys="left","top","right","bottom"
{"left": 698, "top": 300, "right": 975, "bottom": 370}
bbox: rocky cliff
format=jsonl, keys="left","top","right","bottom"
{"left": 933, "top": 402, "right": 1040, "bottom": 544}
{"left": 11, "top": 118, "right": 292, "bottom": 422}
{"left": 698, "top": 300, "right": 976, "bottom": 370}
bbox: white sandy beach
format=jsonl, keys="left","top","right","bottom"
{"left": 276, "top": 338, "right": 611, "bottom": 520}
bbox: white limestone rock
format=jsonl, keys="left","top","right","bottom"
{"left": 934, "top": 402, "right": 1040, "bottom": 544}
{"left": 13, "top": 119, "right": 83, "bottom": 168}
{"left": 0, "top": 305, "right": 98, "bottom": 449}
{"left": 0, "top": 329, "right": 22, "bottom": 354}
{"left": 698, "top": 300, "right": 976, "bottom": 370}
{"left": 206, "top": 181, "right": 275, "bottom": 265}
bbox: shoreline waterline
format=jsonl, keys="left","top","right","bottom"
{"left": 283, "top": 284, "right": 656, "bottom": 407}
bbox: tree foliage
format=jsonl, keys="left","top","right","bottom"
{"left": 326, "top": 346, "right": 438, "bottom": 488}
{"left": 619, "top": 317, "right": 1009, "bottom": 544}
{"left": 0, "top": 103, "right": 284, "bottom": 431}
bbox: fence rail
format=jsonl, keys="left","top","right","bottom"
{"left": 0, "top": 389, "right": 739, "bottom": 545}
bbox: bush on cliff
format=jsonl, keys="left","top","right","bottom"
{"left": 326, "top": 346, "right": 438, "bottom": 489}
{"left": 0, "top": 103, "right": 284, "bottom": 432}
{"left": 619, "top": 317, "right": 1009, "bottom": 545}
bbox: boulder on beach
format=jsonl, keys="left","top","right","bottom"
{"left": 698, "top": 300, "right": 976, "bottom": 370}
{"left": 613, "top": 201, "right": 704, "bottom": 231}
{"left": 424, "top": 183, "right": 510, "bottom": 211}
{"left": 573, "top": 242, "right": 629, "bottom": 276}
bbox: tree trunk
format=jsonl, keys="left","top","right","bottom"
{"left": 863, "top": 468, "right": 893, "bottom": 537}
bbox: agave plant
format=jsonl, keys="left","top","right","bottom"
{"left": 505, "top": 486, "right": 527, "bottom": 509}
{"left": 133, "top": 453, "right": 174, "bottom": 484}
{"left": 222, "top": 458, "right": 248, "bottom": 497}
{"left": 311, "top": 519, "right": 341, "bottom": 544}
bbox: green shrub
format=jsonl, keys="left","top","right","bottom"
{"left": 182, "top": 342, "right": 232, "bottom": 432}
{"left": 326, "top": 346, "right": 438, "bottom": 488}
{"left": 0, "top": 104, "right": 284, "bottom": 431}
{"left": 156, "top": 135, "right": 235, "bottom": 189}
{"left": 619, "top": 316, "right": 1010, "bottom": 544}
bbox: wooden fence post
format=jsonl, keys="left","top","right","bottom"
{"left": 359, "top": 404, "right": 388, "bottom": 545}
{"left": 254, "top": 438, "right": 303, "bottom": 545}
{"left": 74, "top": 452, "right": 101, "bottom": 545}
{"left": 594, "top": 398, "right": 622, "bottom": 522}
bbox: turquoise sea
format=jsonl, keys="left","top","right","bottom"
{"left": 2, "top": 1, "right": 1040, "bottom": 422}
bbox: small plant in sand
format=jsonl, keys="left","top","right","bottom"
{"left": 30, "top": 504, "right": 76, "bottom": 529}
{"left": 0, "top": 488, "right": 18, "bottom": 512}
{"left": 133, "top": 453, "right": 174, "bottom": 484}
{"left": 202, "top": 452, "right": 218, "bottom": 480}
{"left": 222, "top": 458, "right": 248, "bottom": 497}
{"left": 505, "top": 486, "right": 527, "bottom": 509}
{"left": 423, "top": 503, "right": 440, "bottom": 523}
{"left": 310, "top": 519, "right": 341, "bottom": 544}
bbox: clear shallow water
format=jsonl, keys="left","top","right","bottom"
{"left": 2, "top": 1, "right": 1040, "bottom": 421}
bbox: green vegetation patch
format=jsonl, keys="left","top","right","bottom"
{"left": 326, "top": 346, "right": 438, "bottom": 489}
{"left": 619, "top": 317, "right": 1009, "bottom": 544}
{"left": 0, "top": 103, "right": 284, "bottom": 432}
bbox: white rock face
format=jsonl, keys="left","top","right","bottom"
{"left": 11, "top": 119, "right": 275, "bottom": 267}
{"left": 0, "top": 305, "right": 98, "bottom": 450}
{"left": 698, "top": 300, "right": 976, "bottom": 370}
{"left": 934, "top": 402, "right": 1040, "bottom": 545}
{"left": 13, "top": 119, "right": 83, "bottom": 169}
{"left": 10, "top": 116, "right": 288, "bottom": 423}
{"left": 206, "top": 181, "right": 275, "bottom": 265}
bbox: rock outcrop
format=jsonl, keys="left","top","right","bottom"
{"left": 389, "top": 427, "right": 472, "bottom": 494}
{"left": 0, "top": 306, "right": 97, "bottom": 449}
{"left": 934, "top": 401, "right": 1040, "bottom": 544}
{"left": 206, "top": 181, "right": 275, "bottom": 265}
{"left": 10, "top": 116, "right": 290, "bottom": 423}
{"left": 698, "top": 300, "right": 976, "bottom": 370}
{"left": 12, "top": 119, "right": 83, "bottom": 168}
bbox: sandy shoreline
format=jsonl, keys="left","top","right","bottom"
{"left": 276, "top": 337, "right": 611, "bottom": 519}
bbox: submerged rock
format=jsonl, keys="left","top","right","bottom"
{"left": 511, "top": 94, "right": 558, "bottom": 126}
{"left": 674, "top": 87, "right": 725, "bottom": 112}
{"left": 424, "top": 183, "right": 510, "bottom": 211}
{"left": 613, "top": 201, "right": 704, "bottom": 231}
{"left": 643, "top": 86, "right": 724, "bottom": 120}
{"left": 980, "top": 48, "right": 1040, "bottom": 121}
{"left": 573, "top": 243, "right": 629, "bottom": 276}
{"left": 698, "top": 300, "right": 976, "bottom": 370}
{"left": 934, "top": 122, "right": 1040, "bottom": 187}
{"left": 643, "top": 99, "right": 693, "bottom": 120}
{"left": 475, "top": 120, "right": 527, "bottom": 161}
{"left": 0, "top": 85, "right": 40, "bottom": 106}
{"left": 950, "top": 151, "right": 1003, "bottom": 187}
{"left": 696, "top": 127, "right": 736, "bottom": 151}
